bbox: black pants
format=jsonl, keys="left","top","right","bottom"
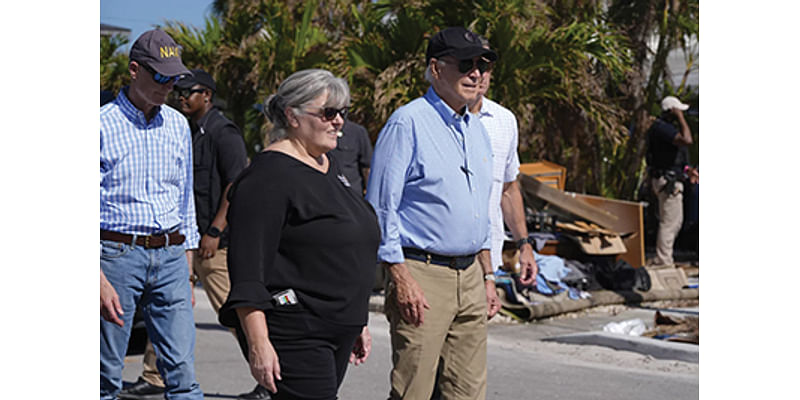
{"left": 236, "top": 307, "right": 362, "bottom": 400}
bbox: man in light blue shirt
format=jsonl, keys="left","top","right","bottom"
{"left": 100, "top": 29, "right": 203, "bottom": 400}
{"left": 366, "top": 27, "right": 500, "bottom": 400}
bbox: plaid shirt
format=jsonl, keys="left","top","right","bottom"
{"left": 100, "top": 88, "right": 200, "bottom": 249}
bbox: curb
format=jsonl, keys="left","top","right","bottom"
{"left": 542, "top": 332, "right": 699, "bottom": 363}
{"left": 500, "top": 288, "right": 699, "bottom": 320}
{"left": 372, "top": 289, "right": 699, "bottom": 319}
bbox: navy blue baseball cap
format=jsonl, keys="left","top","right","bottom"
{"left": 129, "top": 29, "right": 191, "bottom": 77}
{"left": 426, "top": 27, "right": 498, "bottom": 63}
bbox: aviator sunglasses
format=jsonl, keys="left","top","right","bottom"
{"left": 302, "top": 106, "right": 349, "bottom": 121}
{"left": 138, "top": 62, "right": 182, "bottom": 85}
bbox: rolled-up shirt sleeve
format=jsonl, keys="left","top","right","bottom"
{"left": 218, "top": 166, "right": 286, "bottom": 328}
{"left": 366, "top": 120, "right": 413, "bottom": 264}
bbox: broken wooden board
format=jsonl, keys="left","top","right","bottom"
{"left": 518, "top": 174, "right": 619, "bottom": 229}
{"left": 571, "top": 193, "right": 645, "bottom": 268}
{"left": 561, "top": 232, "right": 628, "bottom": 255}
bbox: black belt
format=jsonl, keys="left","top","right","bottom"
{"left": 101, "top": 230, "right": 185, "bottom": 249}
{"left": 402, "top": 247, "right": 475, "bottom": 270}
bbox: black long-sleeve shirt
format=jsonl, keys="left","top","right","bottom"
{"left": 219, "top": 151, "right": 380, "bottom": 327}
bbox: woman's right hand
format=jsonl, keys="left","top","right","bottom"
{"left": 237, "top": 307, "right": 281, "bottom": 394}
{"left": 248, "top": 338, "right": 281, "bottom": 393}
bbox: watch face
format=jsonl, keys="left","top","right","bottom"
{"left": 207, "top": 227, "right": 221, "bottom": 238}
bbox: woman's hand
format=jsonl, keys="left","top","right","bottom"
{"left": 350, "top": 326, "right": 372, "bottom": 365}
{"left": 237, "top": 307, "right": 281, "bottom": 394}
{"left": 248, "top": 338, "right": 281, "bottom": 393}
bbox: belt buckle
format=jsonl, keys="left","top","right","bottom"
{"left": 143, "top": 235, "right": 151, "bottom": 248}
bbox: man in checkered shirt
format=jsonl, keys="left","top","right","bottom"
{"left": 99, "top": 29, "right": 203, "bottom": 400}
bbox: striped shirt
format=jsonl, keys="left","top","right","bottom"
{"left": 475, "top": 97, "right": 521, "bottom": 270}
{"left": 100, "top": 88, "right": 200, "bottom": 249}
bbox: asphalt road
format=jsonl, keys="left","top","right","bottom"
{"left": 121, "top": 288, "right": 698, "bottom": 399}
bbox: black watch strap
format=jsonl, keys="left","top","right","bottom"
{"left": 206, "top": 226, "right": 222, "bottom": 238}
{"left": 516, "top": 237, "right": 532, "bottom": 249}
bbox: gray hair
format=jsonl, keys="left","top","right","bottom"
{"left": 263, "top": 69, "right": 350, "bottom": 142}
{"left": 424, "top": 59, "right": 446, "bottom": 84}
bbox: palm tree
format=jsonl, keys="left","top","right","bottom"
{"left": 100, "top": 34, "right": 130, "bottom": 94}
{"left": 163, "top": 0, "right": 331, "bottom": 155}
{"left": 123, "top": 0, "right": 698, "bottom": 199}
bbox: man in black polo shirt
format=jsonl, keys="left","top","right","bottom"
{"left": 330, "top": 119, "right": 373, "bottom": 195}
{"left": 646, "top": 96, "right": 699, "bottom": 267}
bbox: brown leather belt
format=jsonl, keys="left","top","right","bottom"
{"left": 101, "top": 230, "right": 185, "bottom": 249}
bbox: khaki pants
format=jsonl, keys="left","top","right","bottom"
{"left": 386, "top": 258, "right": 487, "bottom": 400}
{"left": 142, "top": 249, "right": 231, "bottom": 387}
{"left": 652, "top": 177, "right": 684, "bottom": 266}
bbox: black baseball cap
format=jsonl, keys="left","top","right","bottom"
{"left": 176, "top": 69, "right": 217, "bottom": 92}
{"left": 426, "top": 27, "right": 498, "bottom": 63}
{"left": 129, "top": 29, "right": 191, "bottom": 77}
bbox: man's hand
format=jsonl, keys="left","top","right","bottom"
{"left": 517, "top": 244, "right": 538, "bottom": 285}
{"left": 199, "top": 234, "right": 220, "bottom": 259}
{"left": 387, "top": 262, "right": 430, "bottom": 326}
{"left": 100, "top": 269, "right": 124, "bottom": 327}
{"left": 688, "top": 167, "right": 699, "bottom": 184}
{"left": 350, "top": 326, "right": 372, "bottom": 365}
{"left": 485, "top": 280, "right": 501, "bottom": 319}
{"left": 249, "top": 338, "right": 281, "bottom": 394}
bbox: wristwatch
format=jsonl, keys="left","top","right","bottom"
{"left": 484, "top": 273, "right": 496, "bottom": 282}
{"left": 516, "top": 237, "right": 532, "bottom": 249}
{"left": 206, "top": 226, "right": 222, "bottom": 238}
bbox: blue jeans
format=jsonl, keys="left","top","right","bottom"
{"left": 100, "top": 240, "right": 203, "bottom": 400}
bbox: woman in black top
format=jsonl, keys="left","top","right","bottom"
{"left": 218, "top": 69, "right": 380, "bottom": 399}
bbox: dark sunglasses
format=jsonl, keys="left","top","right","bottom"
{"left": 303, "top": 106, "right": 348, "bottom": 121}
{"left": 454, "top": 57, "right": 492, "bottom": 74}
{"left": 138, "top": 62, "right": 181, "bottom": 85}
{"left": 177, "top": 87, "right": 206, "bottom": 98}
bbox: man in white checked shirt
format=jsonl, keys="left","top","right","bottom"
{"left": 469, "top": 36, "right": 538, "bottom": 283}
{"left": 99, "top": 30, "right": 204, "bottom": 400}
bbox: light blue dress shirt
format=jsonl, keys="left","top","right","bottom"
{"left": 366, "top": 87, "right": 493, "bottom": 264}
{"left": 100, "top": 88, "right": 200, "bottom": 249}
